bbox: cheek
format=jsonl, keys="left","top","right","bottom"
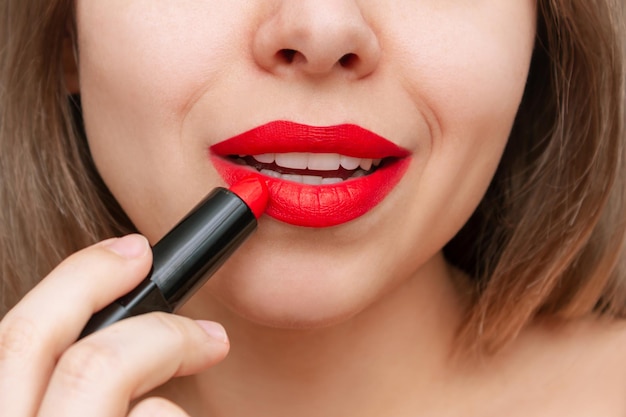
{"left": 387, "top": 2, "right": 536, "bottom": 240}
{"left": 75, "top": 2, "right": 253, "bottom": 239}
{"left": 77, "top": 2, "right": 247, "bottom": 112}
{"left": 400, "top": 5, "right": 536, "bottom": 140}
{"left": 76, "top": 3, "right": 245, "bottom": 161}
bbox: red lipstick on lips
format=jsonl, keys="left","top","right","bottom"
{"left": 210, "top": 121, "right": 411, "bottom": 227}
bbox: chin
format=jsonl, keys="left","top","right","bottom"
{"left": 204, "top": 272, "right": 371, "bottom": 330}
{"left": 210, "top": 288, "right": 367, "bottom": 330}
{"left": 177, "top": 210, "right": 424, "bottom": 330}
{"left": 189, "top": 245, "right": 390, "bottom": 330}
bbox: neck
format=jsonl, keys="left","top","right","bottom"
{"left": 172, "top": 253, "right": 466, "bottom": 417}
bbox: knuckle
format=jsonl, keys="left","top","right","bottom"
{"left": 54, "top": 249, "right": 103, "bottom": 277}
{"left": 146, "top": 312, "right": 187, "bottom": 343}
{"left": 54, "top": 242, "right": 123, "bottom": 276}
{"left": 55, "top": 341, "right": 122, "bottom": 393}
{"left": 0, "top": 314, "right": 40, "bottom": 361}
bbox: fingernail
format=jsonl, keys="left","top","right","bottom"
{"left": 196, "top": 321, "right": 229, "bottom": 344}
{"left": 104, "top": 234, "right": 149, "bottom": 259}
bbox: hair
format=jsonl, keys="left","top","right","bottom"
{"left": 1, "top": 0, "right": 625, "bottom": 354}
{"left": 0, "top": 0, "right": 135, "bottom": 311}
{"left": 446, "top": 0, "right": 626, "bottom": 352}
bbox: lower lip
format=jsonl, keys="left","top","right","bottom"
{"left": 210, "top": 156, "right": 411, "bottom": 227}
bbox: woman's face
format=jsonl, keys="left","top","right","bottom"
{"left": 72, "top": 1, "right": 536, "bottom": 327}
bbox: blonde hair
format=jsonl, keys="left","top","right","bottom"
{"left": 1, "top": 0, "right": 625, "bottom": 353}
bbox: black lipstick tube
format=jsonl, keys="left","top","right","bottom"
{"left": 79, "top": 185, "right": 261, "bottom": 339}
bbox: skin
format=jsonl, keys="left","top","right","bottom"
{"left": 1, "top": 1, "right": 625, "bottom": 416}
{"left": 78, "top": 0, "right": 530, "bottom": 330}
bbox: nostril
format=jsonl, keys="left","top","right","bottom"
{"left": 276, "top": 50, "right": 359, "bottom": 69}
{"left": 339, "top": 53, "right": 358, "bottom": 68}
{"left": 277, "top": 49, "right": 297, "bottom": 63}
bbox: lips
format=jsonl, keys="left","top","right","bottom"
{"left": 210, "top": 121, "right": 411, "bottom": 227}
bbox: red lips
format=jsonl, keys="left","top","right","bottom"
{"left": 210, "top": 121, "right": 411, "bottom": 227}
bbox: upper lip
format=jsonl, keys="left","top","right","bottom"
{"left": 210, "top": 121, "right": 410, "bottom": 158}
{"left": 209, "top": 120, "right": 412, "bottom": 227}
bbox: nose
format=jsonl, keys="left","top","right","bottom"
{"left": 252, "top": 1, "right": 381, "bottom": 79}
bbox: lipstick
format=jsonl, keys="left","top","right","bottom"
{"left": 211, "top": 121, "right": 411, "bottom": 227}
{"left": 79, "top": 177, "right": 269, "bottom": 339}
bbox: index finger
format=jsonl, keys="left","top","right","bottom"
{"left": 0, "top": 234, "right": 152, "bottom": 417}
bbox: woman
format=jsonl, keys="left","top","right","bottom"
{"left": 1, "top": 1, "right": 625, "bottom": 415}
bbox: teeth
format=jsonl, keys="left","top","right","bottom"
{"left": 282, "top": 174, "right": 304, "bottom": 183}
{"left": 339, "top": 155, "right": 361, "bottom": 170}
{"left": 302, "top": 175, "right": 324, "bottom": 185}
{"left": 275, "top": 153, "right": 308, "bottom": 169}
{"left": 243, "top": 152, "right": 385, "bottom": 185}
{"left": 260, "top": 169, "right": 281, "bottom": 178}
{"left": 359, "top": 159, "right": 373, "bottom": 171}
{"left": 253, "top": 153, "right": 275, "bottom": 164}
{"left": 307, "top": 153, "right": 341, "bottom": 171}
{"left": 258, "top": 169, "right": 368, "bottom": 185}
{"left": 261, "top": 169, "right": 334, "bottom": 185}
{"left": 252, "top": 152, "right": 380, "bottom": 172}
{"left": 321, "top": 177, "right": 343, "bottom": 184}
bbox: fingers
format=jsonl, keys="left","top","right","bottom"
{"left": 37, "top": 314, "right": 229, "bottom": 417}
{"left": 4, "top": 235, "right": 152, "bottom": 350}
{"left": 1, "top": 234, "right": 229, "bottom": 417}
{"left": 128, "top": 397, "right": 191, "bottom": 417}
{"left": 0, "top": 234, "right": 152, "bottom": 417}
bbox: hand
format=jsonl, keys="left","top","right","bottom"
{"left": 0, "top": 234, "right": 229, "bottom": 416}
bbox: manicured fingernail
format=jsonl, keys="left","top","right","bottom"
{"left": 104, "top": 234, "right": 149, "bottom": 259}
{"left": 196, "top": 321, "right": 229, "bottom": 344}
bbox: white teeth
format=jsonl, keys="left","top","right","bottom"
{"left": 260, "top": 170, "right": 334, "bottom": 185}
{"left": 321, "top": 177, "right": 343, "bottom": 184}
{"left": 302, "top": 175, "right": 324, "bottom": 185}
{"left": 307, "top": 153, "right": 341, "bottom": 171}
{"left": 250, "top": 152, "right": 380, "bottom": 172}
{"left": 282, "top": 174, "right": 303, "bottom": 183}
{"left": 359, "top": 159, "right": 373, "bottom": 171}
{"left": 339, "top": 155, "right": 361, "bottom": 170}
{"left": 260, "top": 169, "right": 281, "bottom": 178}
{"left": 245, "top": 153, "right": 384, "bottom": 185}
{"left": 280, "top": 174, "right": 324, "bottom": 185}
{"left": 253, "top": 153, "right": 275, "bottom": 164}
{"left": 275, "top": 153, "right": 308, "bottom": 170}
